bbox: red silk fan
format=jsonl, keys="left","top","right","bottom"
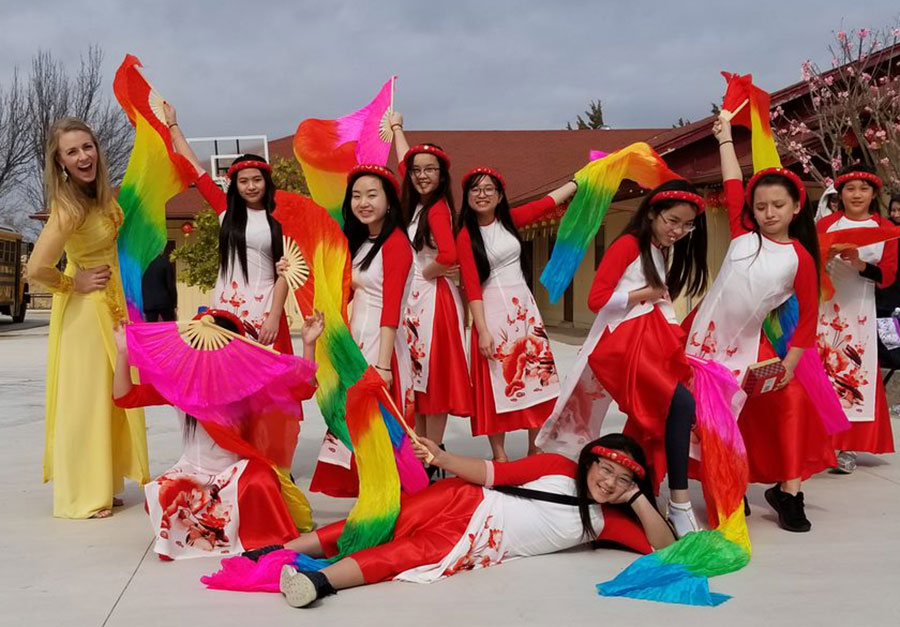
{"left": 273, "top": 190, "right": 352, "bottom": 322}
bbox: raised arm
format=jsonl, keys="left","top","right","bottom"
{"left": 112, "top": 324, "right": 168, "bottom": 407}
{"left": 713, "top": 114, "right": 748, "bottom": 237}
{"left": 163, "top": 102, "right": 204, "bottom": 176}
{"left": 163, "top": 102, "right": 227, "bottom": 215}
{"left": 389, "top": 111, "right": 410, "bottom": 165}
{"left": 511, "top": 181, "right": 577, "bottom": 229}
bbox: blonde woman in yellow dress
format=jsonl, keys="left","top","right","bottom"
{"left": 27, "top": 117, "right": 150, "bottom": 519}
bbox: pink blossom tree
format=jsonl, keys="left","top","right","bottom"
{"left": 772, "top": 26, "right": 900, "bottom": 193}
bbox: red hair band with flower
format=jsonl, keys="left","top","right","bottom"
{"left": 227, "top": 160, "right": 272, "bottom": 179}
{"left": 462, "top": 166, "right": 506, "bottom": 191}
{"left": 649, "top": 190, "right": 706, "bottom": 213}
{"left": 591, "top": 446, "right": 646, "bottom": 479}
{"left": 403, "top": 144, "right": 451, "bottom": 168}
{"left": 348, "top": 163, "right": 401, "bottom": 195}
{"left": 834, "top": 171, "right": 883, "bottom": 190}
{"left": 745, "top": 167, "right": 807, "bottom": 207}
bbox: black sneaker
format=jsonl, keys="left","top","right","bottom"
{"left": 242, "top": 544, "right": 284, "bottom": 561}
{"left": 764, "top": 485, "right": 811, "bottom": 532}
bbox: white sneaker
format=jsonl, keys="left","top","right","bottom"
{"left": 667, "top": 500, "right": 700, "bottom": 538}
{"left": 831, "top": 450, "right": 857, "bottom": 475}
{"left": 280, "top": 565, "right": 317, "bottom": 608}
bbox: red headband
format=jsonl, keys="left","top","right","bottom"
{"left": 649, "top": 190, "right": 706, "bottom": 214}
{"left": 590, "top": 446, "right": 645, "bottom": 479}
{"left": 835, "top": 171, "right": 882, "bottom": 190}
{"left": 227, "top": 160, "right": 272, "bottom": 179}
{"left": 404, "top": 144, "right": 451, "bottom": 169}
{"left": 348, "top": 164, "right": 401, "bottom": 195}
{"left": 192, "top": 309, "right": 257, "bottom": 339}
{"left": 745, "top": 167, "right": 807, "bottom": 208}
{"left": 462, "top": 166, "right": 507, "bottom": 191}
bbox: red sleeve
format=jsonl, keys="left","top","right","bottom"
{"left": 196, "top": 172, "right": 227, "bottom": 215}
{"left": 596, "top": 505, "right": 653, "bottom": 554}
{"left": 875, "top": 216, "right": 898, "bottom": 288}
{"left": 293, "top": 380, "right": 317, "bottom": 401}
{"left": 511, "top": 195, "right": 556, "bottom": 229}
{"left": 113, "top": 383, "right": 169, "bottom": 409}
{"left": 791, "top": 242, "right": 819, "bottom": 348}
{"left": 815, "top": 211, "right": 841, "bottom": 235}
{"left": 724, "top": 179, "right": 748, "bottom": 239}
{"left": 456, "top": 227, "right": 483, "bottom": 301}
{"left": 487, "top": 453, "right": 578, "bottom": 487}
{"left": 427, "top": 199, "right": 457, "bottom": 266}
{"left": 587, "top": 235, "right": 640, "bottom": 313}
{"left": 380, "top": 231, "right": 413, "bottom": 327}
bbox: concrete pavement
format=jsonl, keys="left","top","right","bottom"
{"left": 0, "top": 316, "right": 898, "bottom": 626}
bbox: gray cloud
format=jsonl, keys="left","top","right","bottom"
{"left": 1, "top": 0, "right": 898, "bottom": 141}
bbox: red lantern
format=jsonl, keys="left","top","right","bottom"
{"left": 181, "top": 221, "right": 195, "bottom": 235}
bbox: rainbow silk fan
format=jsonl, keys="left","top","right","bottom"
{"left": 273, "top": 192, "right": 427, "bottom": 525}
{"left": 113, "top": 54, "right": 197, "bottom": 322}
{"left": 293, "top": 77, "right": 396, "bottom": 223}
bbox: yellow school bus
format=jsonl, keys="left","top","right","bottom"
{"left": 0, "top": 226, "right": 30, "bottom": 322}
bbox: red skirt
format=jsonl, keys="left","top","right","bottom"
{"left": 309, "top": 352, "right": 409, "bottom": 498}
{"left": 832, "top": 375, "right": 895, "bottom": 454}
{"left": 235, "top": 459, "right": 300, "bottom": 550}
{"left": 469, "top": 326, "right": 554, "bottom": 436}
{"left": 588, "top": 308, "right": 693, "bottom": 490}
{"left": 316, "top": 478, "right": 483, "bottom": 583}
{"left": 415, "top": 279, "right": 473, "bottom": 416}
{"left": 739, "top": 338, "right": 837, "bottom": 483}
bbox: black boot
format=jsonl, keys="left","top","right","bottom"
{"left": 242, "top": 544, "right": 284, "bottom": 561}
{"left": 764, "top": 484, "right": 811, "bottom": 532}
{"left": 280, "top": 567, "right": 337, "bottom": 608}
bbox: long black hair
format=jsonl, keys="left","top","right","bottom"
{"left": 342, "top": 171, "right": 408, "bottom": 271}
{"left": 574, "top": 433, "right": 657, "bottom": 540}
{"left": 743, "top": 173, "right": 822, "bottom": 288}
{"left": 620, "top": 179, "right": 708, "bottom": 300}
{"left": 400, "top": 145, "right": 455, "bottom": 253}
{"left": 835, "top": 162, "right": 883, "bottom": 215}
{"left": 459, "top": 172, "right": 527, "bottom": 284}
{"left": 218, "top": 153, "right": 284, "bottom": 282}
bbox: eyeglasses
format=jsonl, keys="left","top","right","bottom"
{"left": 469, "top": 186, "right": 498, "bottom": 197}
{"left": 410, "top": 166, "right": 440, "bottom": 177}
{"left": 661, "top": 214, "right": 695, "bottom": 233}
{"left": 595, "top": 462, "right": 635, "bottom": 489}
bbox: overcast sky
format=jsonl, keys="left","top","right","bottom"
{"left": 2, "top": 1, "right": 899, "bottom": 141}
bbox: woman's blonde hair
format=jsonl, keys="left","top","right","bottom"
{"left": 43, "top": 117, "right": 114, "bottom": 227}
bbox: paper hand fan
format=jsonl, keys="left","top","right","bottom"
{"left": 125, "top": 318, "right": 315, "bottom": 427}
